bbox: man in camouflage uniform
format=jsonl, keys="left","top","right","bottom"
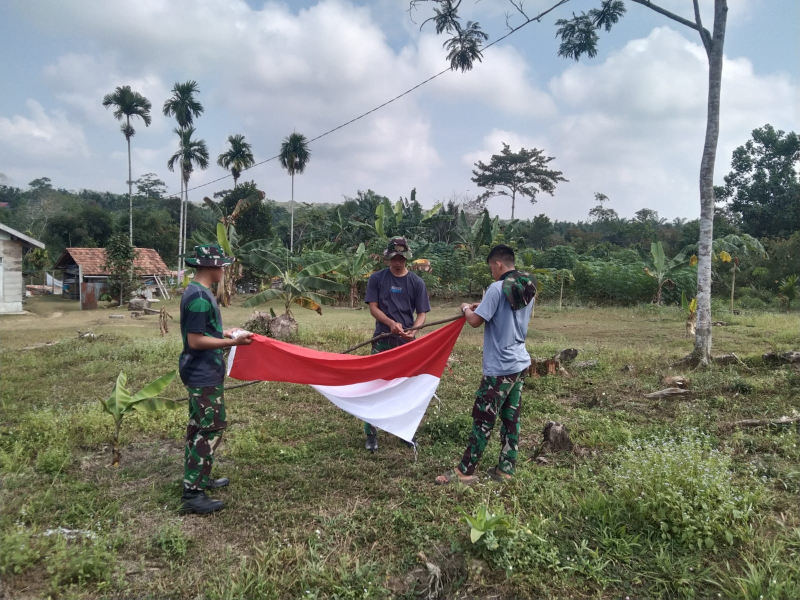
{"left": 436, "top": 244, "right": 536, "bottom": 485}
{"left": 179, "top": 244, "right": 252, "bottom": 514}
{"left": 363, "top": 236, "right": 431, "bottom": 452}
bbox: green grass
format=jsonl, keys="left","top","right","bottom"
{"left": 1, "top": 296, "right": 799, "bottom": 599}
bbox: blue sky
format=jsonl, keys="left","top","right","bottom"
{"left": 1, "top": 0, "right": 797, "bottom": 222}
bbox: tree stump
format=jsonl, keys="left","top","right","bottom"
{"left": 554, "top": 348, "right": 579, "bottom": 363}
{"left": 128, "top": 298, "right": 150, "bottom": 311}
{"left": 242, "top": 311, "right": 273, "bottom": 337}
{"left": 539, "top": 421, "right": 573, "bottom": 454}
{"left": 269, "top": 314, "right": 298, "bottom": 341}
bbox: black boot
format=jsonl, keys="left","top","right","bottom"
{"left": 365, "top": 434, "right": 378, "bottom": 453}
{"left": 180, "top": 489, "right": 224, "bottom": 515}
{"left": 206, "top": 478, "right": 229, "bottom": 489}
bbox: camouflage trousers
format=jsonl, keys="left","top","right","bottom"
{"left": 458, "top": 371, "right": 525, "bottom": 476}
{"left": 364, "top": 336, "right": 407, "bottom": 436}
{"left": 184, "top": 383, "right": 227, "bottom": 491}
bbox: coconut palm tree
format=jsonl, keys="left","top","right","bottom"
{"left": 279, "top": 132, "right": 311, "bottom": 253}
{"left": 163, "top": 81, "right": 204, "bottom": 271}
{"left": 217, "top": 134, "right": 255, "bottom": 188}
{"left": 167, "top": 127, "right": 209, "bottom": 265}
{"left": 102, "top": 86, "right": 152, "bottom": 244}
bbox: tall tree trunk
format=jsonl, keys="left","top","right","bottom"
{"left": 692, "top": 0, "right": 728, "bottom": 365}
{"left": 127, "top": 115, "right": 133, "bottom": 245}
{"left": 511, "top": 190, "right": 516, "bottom": 221}
{"left": 177, "top": 176, "right": 185, "bottom": 275}
{"left": 290, "top": 170, "right": 295, "bottom": 253}
{"left": 183, "top": 176, "right": 189, "bottom": 265}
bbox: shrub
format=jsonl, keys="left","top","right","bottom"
{"left": 0, "top": 526, "right": 40, "bottom": 575}
{"left": 153, "top": 522, "right": 190, "bottom": 559}
{"left": 609, "top": 429, "right": 758, "bottom": 549}
{"left": 46, "top": 536, "right": 114, "bottom": 592}
{"left": 34, "top": 445, "right": 72, "bottom": 475}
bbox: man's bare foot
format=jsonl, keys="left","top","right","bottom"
{"left": 435, "top": 470, "right": 477, "bottom": 485}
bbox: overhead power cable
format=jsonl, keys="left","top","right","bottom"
{"left": 164, "top": 0, "right": 571, "bottom": 200}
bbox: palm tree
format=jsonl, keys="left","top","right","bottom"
{"left": 217, "top": 134, "right": 255, "bottom": 188}
{"left": 279, "top": 132, "right": 311, "bottom": 253}
{"left": 167, "top": 127, "right": 209, "bottom": 265}
{"left": 163, "top": 81, "right": 204, "bottom": 272}
{"left": 102, "top": 86, "right": 152, "bottom": 244}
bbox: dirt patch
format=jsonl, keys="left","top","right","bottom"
{"left": 48, "top": 311, "right": 63, "bottom": 319}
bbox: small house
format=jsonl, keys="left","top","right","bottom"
{"left": 52, "top": 247, "right": 171, "bottom": 310}
{"left": 0, "top": 223, "right": 46, "bottom": 314}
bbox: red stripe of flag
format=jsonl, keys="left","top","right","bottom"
{"left": 228, "top": 318, "right": 465, "bottom": 386}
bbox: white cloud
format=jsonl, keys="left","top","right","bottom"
{"left": 464, "top": 26, "right": 799, "bottom": 222}
{"left": 0, "top": 99, "right": 89, "bottom": 160}
{"left": 43, "top": 54, "right": 168, "bottom": 131}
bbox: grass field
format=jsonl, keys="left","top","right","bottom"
{"left": 1, "top": 295, "right": 799, "bottom": 599}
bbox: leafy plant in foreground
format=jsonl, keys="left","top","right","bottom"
{"left": 609, "top": 429, "right": 758, "bottom": 549}
{"left": 778, "top": 274, "right": 799, "bottom": 310}
{"left": 101, "top": 370, "right": 178, "bottom": 466}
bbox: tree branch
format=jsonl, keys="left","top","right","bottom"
{"left": 630, "top": 0, "right": 710, "bottom": 39}
{"left": 692, "top": 0, "right": 714, "bottom": 57}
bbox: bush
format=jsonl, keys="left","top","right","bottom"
{"left": 609, "top": 429, "right": 758, "bottom": 549}
{"left": 0, "top": 526, "right": 40, "bottom": 575}
{"left": 35, "top": 445, "right": 72, "bottom": 475}
{"left": 153, "top": 522, "right": 190, "bottom": 559}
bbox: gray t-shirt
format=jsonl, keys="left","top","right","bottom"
{"left": 365, "top": 269, "right": 431, "bottom": 338}
{"left": 474, "top": 280, "right": 534, "bottom": 376}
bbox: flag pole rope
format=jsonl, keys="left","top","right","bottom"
{"left": 170, "top": 313, "right": 464, "bottom": 401}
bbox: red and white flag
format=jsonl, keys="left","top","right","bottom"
{"left": 227, "top": 319, "right": 465, "bottom": 442}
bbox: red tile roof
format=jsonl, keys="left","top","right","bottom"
{"left": 54, "top": 248, "right": 171, "bottom": 276}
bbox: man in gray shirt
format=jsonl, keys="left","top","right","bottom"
{"left": 436, "top": 244, "right": 536, "bottom": 485}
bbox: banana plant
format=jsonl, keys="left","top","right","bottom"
{"left": 682, "top": 291, "right": 698, "bottom": 337}
{"left": 683, "top": 234, "right": 767, "bottom": 312}
{"left": 639, "top": 241, "right": 688, "bottom": 305}
{"left": 352, "top": 198, "right": 442, "bottom": 242}
{"left": 333, "top": 243, "right": 379, "bottom": 307}
{"left": 455, "top": 209, "right": 499, "bottom": 259}
{"left": 243, "top": 250, "right": 346, "bottom": 316}
{"left": 101, "top": 370, "right": 178, "bottom": 466}
{"left": 778, "top": 274, "right": 799, "bottom": 310}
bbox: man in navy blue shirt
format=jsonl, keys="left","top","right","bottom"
{"left": 363, "top": 236, "right": 431, "bottom": 452}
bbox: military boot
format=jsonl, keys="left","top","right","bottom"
{"left": 180, "top": 489, "right": 224, "bottom": 515}
{"left": 206, "top": 478, "right": 229, "bottom": 489}
{"left": 365, "top": 434, "right": 378, "bottom": 453}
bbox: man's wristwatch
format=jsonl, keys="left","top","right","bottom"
{"left": 461, "top": 305, "right": 468, "bottom": 313}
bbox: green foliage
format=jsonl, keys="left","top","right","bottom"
{"left": 719, "top": 124, "right": 800, "bottom": 239}
{"left": 103, "top": 233, "right": 140, "bottom": 304}
{"left": 778, "top": 274, "right": 799, "bottom": 309}
{"left": 609, "top": 430, "right": 758, "bottom": 549}
{"left": 153, "top": 522, "right": 190, "bottom": 559}
{"left": 244, "top": 250, "right": 346, "bottom": 315}
{"left": 471, "top": 143, "right": 567, "bottom": 219}
{"left": 46, "top": 535, "right": 114, "bottom": 593}
{"left": 639, "top": 241, "right": 689, "bottom": 304}
{"left": 463, "top": 503, "right": 514, "bottom": 548}
{"left": 0, "top": 526, "right": 40, "bottom": 575}
{"left": 35, "top": 445, "right": 72, "bottom": 475}
{"left": 333, "top": 242, "right": 378, "bottom": 307}
{"left": 100, "top": 370, "right": 178, "bottom": 466}
{"left": 217, "top": 134, "right": 255, "bottom": 187}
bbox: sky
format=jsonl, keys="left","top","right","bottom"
{"left": 0, "top": 0, "right": 798, "bottom": 223}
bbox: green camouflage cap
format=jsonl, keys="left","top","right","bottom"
{"left": 184, "top": 244, "right": 233, "bottom": 267}
{"left": 502, "top": 270, "right": 537, "bottom": 311}
{"left": 384, "top": 237, "right": 413, "bottom": 260}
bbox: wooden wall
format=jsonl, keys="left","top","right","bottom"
{"left": 0, "top": 233, "right": 24, "bottom": 312}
